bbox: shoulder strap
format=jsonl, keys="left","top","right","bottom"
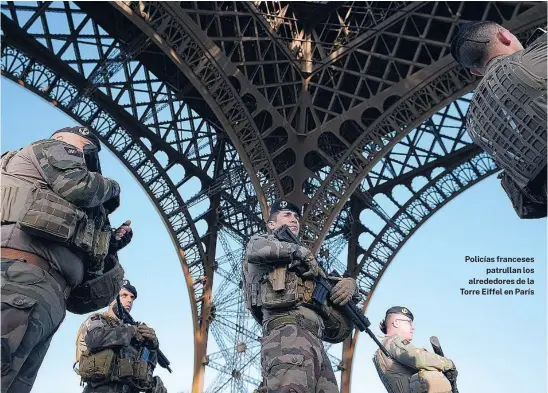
{"left": 101, "top": 312, "right": 120, "bottom": 324}
{"left": 74, "top": 318, "right": 88, "bottom": 368}
{"left": 1, "top": 151, "right": 18, "bottom": 172}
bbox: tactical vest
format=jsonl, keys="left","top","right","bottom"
{"left": 243, "top": 259, "right": 315, "bottom": 324}
{"left": 243, "top": 257, "right": 353, "bottom": 343}
{"left": 466, "top": 34, "right": 547, "bottom": 189}
{"left": 0, "top": 150, "right": 111, "bottom": 270}
{"left": 76, "top": 313, "right": 154, "bottom": 389}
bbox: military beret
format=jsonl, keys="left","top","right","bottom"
{"left": 121, "top": 279, "right": 137, "bottom": 299}
{"left": 385, "top": 306, "right": 414, "bottom": 321}
{"left": 270, "top": 199, "right": 302, "bottom": 218}
{"left": 51, "top": 126, "right": 102, "bottom": 151}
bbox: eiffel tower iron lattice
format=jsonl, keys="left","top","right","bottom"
{"left": 1, "top": 2, "right": 545, "bottom": 393}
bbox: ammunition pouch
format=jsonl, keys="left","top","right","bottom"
{"left": 21, "top": 187, "right": 85, "bottom": 243}
{"left": 117, "top": 357, "right": 134, "bottom": 378}
{"left": 261, "top": 268, "right": 299, "bottom": 309}
{"left": 321, "top": 303, "right": 354, "bottom": 344}
{"left": 1, "top": 173, "right": 85, "bottom": 243}
{"left": 79, "top": 349, "right": 150, "bottom": 384}
{"left": 116, "top": 357, "right": 148, "bottom": 382}
{"left": 409, "top": 370, "right": 452, "bottom": 393}
{"left": 260, "top": 268, "right": 316, "bottom": 309}
{"left": 73, "top": 215, "right": 111, "bottom": 272}
{"left": 78, "top": 349, "right": 116, "bottom": 382}
{"left": 133, "top": 358, "right": 149, "bottom": 382}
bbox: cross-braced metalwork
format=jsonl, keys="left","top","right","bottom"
{"left": 1, "top": 2, "right": 545, "bottom": 393}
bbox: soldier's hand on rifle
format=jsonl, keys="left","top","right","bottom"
{"left": 109, "top": 220, "right": 133, "bottom": 252}
{"left": 132, "top": 325, "right": 145, "bottom": 342}
{"left": 444, "top": 362, "right": 458, "bottom": 381}
{"left": 329, "top": 277, "right": 356, "bottom": 305}
{"left": 290, "top": 248, "right": 326, "bottom": 278}
{"left": 136, "top": 323, "right": 159, "bottom": 350}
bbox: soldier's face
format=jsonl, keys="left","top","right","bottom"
{"left": 268, "top": 210, "right": 300, "bottom": 234}
{"left": 119, "top": 289, "right": 135, "bottom": 312}
{"left": 394, "top": 317, "right": 414, "bottom": 340}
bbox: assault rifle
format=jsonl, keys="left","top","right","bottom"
{"left": 430, "top": 336, "right": 458, "bottom": 393}
{"left": 116, "top": 296, "right": 173, "bottom": 373}
{"left": 274, "top": 225, "right": 392, "bottom": 358}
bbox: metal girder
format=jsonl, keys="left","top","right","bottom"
{"left": 112, "top": 1, "right": 294, "bottom": 216}
{"left": 100, "top": 1, "right": 546, "bottom": 253}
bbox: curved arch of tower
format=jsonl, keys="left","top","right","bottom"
{"left": 1, "top": 2, "right": 545, "bottom": 393}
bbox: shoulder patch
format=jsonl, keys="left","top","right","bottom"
{"left": 64, "top": 146, "right": 81, "bottom": 156}
{"left": 45, "top": 143, "right": 85, "bottom": 170}
{"left": 90, "top": 315, "right": 101, "bottom": 321}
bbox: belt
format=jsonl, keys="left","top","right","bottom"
{"left": 264, "top": 314, "right": 323, "bottom": 338}
{"left": 1, "top": 248, "right": 71, "bottom": 300}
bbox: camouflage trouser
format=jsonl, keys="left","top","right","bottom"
{"left": 1, "top": 259, "right": 66, "bottom": 393}
{"left": 261, "top": 323, "right": 338, "bottom": 393}
{"left": 83, "top": 377, "right": 167, "bottom": 393}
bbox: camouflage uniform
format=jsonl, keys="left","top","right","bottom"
{"left": 1, "top": 137, "right": 122, "bottom": 393}
{"left": 373, "top": 335, "right": 454, "bottom": 393}
{"left": 78, "top": 312, "right": 166, "bottom": 393}
{"left": 244, "top": 233, "right": 339, "bottom": 393}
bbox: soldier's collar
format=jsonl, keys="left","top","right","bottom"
{"left": 103, "top": 311, "right": 120, "bottom": 321}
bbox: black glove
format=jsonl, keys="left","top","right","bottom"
{"left": 444, "top": 367, "right": 458, "bottom": 383}
{"left": 104, "top": 195, "right": 120, "bottom": 214}
{"left": 103, "top": 180, "right": 121, "bottom": 214}
{"left": 499, "top": 171, "right": 547, "bottom": 219}
{"left": 109, "top": 220, "right": 133, "bottom": 252}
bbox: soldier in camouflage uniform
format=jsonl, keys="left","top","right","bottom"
{"left": 76, "top": 281, "right": 167, "bottom": 393}
{"left": 1, "top": 127, "right": 131, "bottom": 393}
{"left": 373, "top": 307, "right": 456, "bottom": 393}
{"left": 243, "top": 200, "right": 359, "bottom": 393}
{"left": 451, "top": 22, "right": 547, "bottom": 218}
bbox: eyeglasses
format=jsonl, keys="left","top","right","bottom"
{"left": 395, "top": 319, "right": 413, "bottom": 327}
